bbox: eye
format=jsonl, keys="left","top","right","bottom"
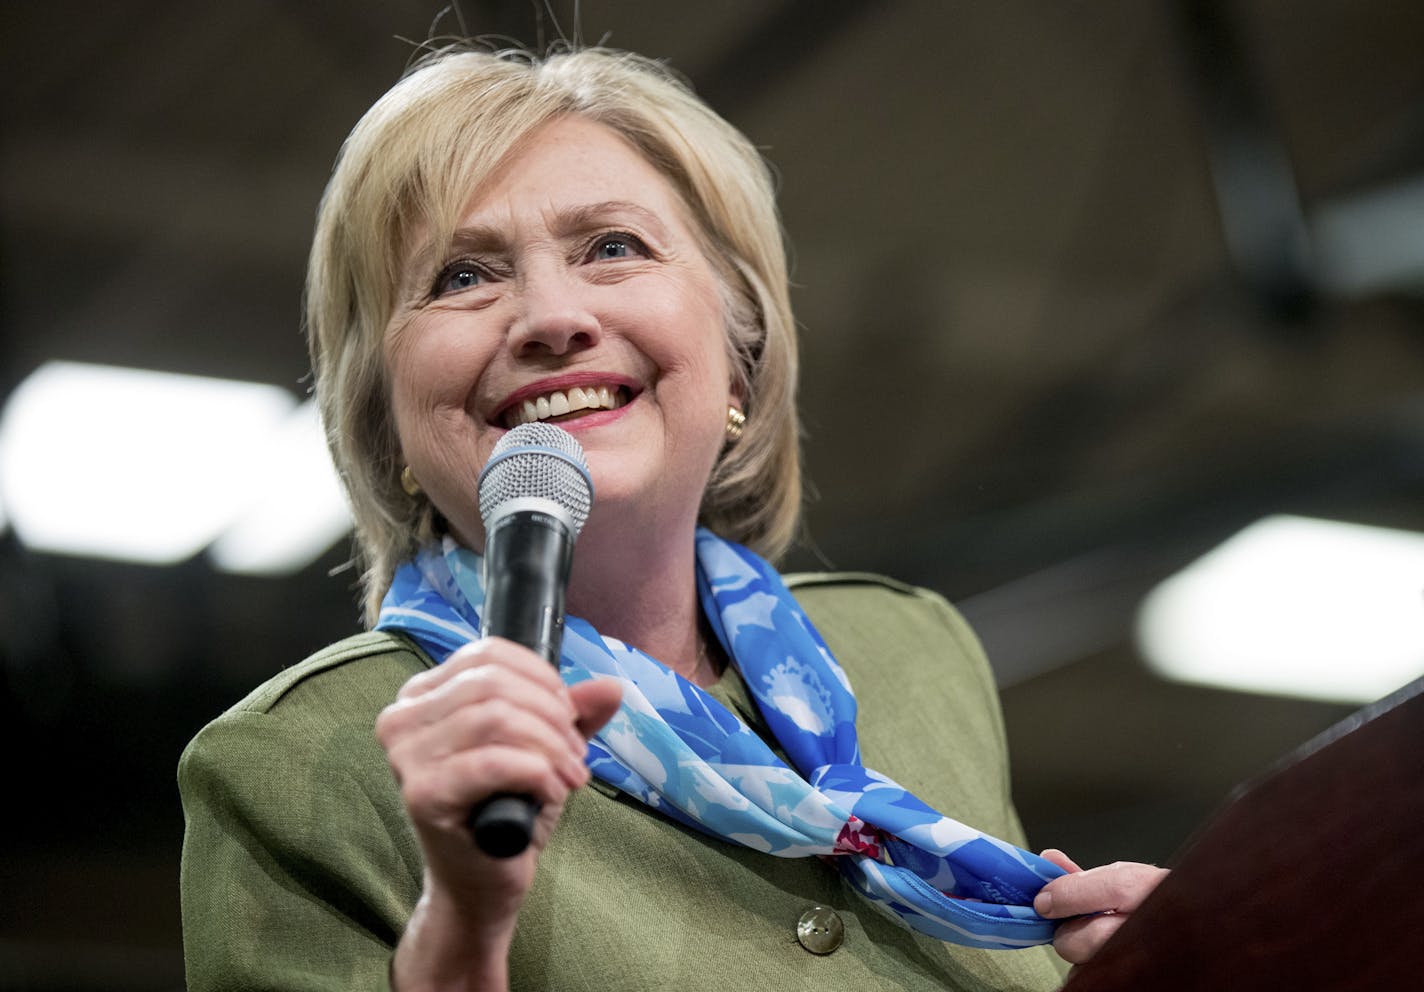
{"left": 432, "top": 259, "right": 489, "bottom": 297}
{"left": 587, "top": 232, "right": 648, "bottom": 262}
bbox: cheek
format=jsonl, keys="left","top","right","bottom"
{"left": 387, "top": 319, "right": 491, "bottom": 420}
{"left": 382, "top": 323, "right": 503, "bottom": 514}
{"left": 633, "top": 272, "right": 731, "bottom": 376}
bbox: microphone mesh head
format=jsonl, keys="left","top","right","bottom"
{"left": 478, "top": 422, "right": 593, "bottom": 536}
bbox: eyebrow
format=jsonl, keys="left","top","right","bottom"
{"left": 548, "top": 200, "right": 672, "bottom": 240}
{"left": 441, "top": 199, "right": 674, "bottom": 255}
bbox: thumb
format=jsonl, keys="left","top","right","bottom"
{"left": 570, "top": 678, "right": 623, "bottom": 738}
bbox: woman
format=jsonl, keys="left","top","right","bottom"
{"left": 180, "top": 46, "right": 1165, "bottom": 991}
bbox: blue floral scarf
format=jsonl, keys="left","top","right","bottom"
{"left": 376, "top": 528, "right": 1064, "bottom": 950}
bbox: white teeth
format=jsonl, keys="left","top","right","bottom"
{"left": 506, "top": 385, "right": 626, "bottom": 427}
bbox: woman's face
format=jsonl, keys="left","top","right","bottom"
{"left": 384, "top": 115, "right": 737, "bottom": 552}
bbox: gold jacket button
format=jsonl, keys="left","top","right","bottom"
{"left": 796, "top": 905, "right": 844, "bottom": 955}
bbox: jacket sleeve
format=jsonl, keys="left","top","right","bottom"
{"left": 178, "top": 658, "right": 424, "bottom": 991}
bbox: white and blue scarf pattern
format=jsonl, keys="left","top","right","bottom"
{"left": 376, "top": 529, "right": 1065, "bottom": 950}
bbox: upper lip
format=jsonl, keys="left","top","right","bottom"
{"left": 490, "top": 371, "right": 641, "bottom": 423}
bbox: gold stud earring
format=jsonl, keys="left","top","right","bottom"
{"left": 400, "top": 465, "right": 422, "bottom": 496}
{"left": 725, "top": 406, "right": 746, "bottom": 442}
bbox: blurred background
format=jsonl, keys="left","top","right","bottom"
{"left": 3, "top": 1, "right": 1423, "bottom": 987}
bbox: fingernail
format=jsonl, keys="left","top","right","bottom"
{"left": 1034, "top": 890, "right": 1053, "bottom": 916}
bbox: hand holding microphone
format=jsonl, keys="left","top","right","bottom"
{"left": 468, "top": 422, "right": 595, "bottom": 857}
{"left": 375, "top": 419, "right": 619, "bottom": 955}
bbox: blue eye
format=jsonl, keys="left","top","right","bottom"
{"left": 590, "top": 233, "right": 646, "bottom": 261}
{"left": 433, "top": 260, "right": 486, "bottom": 296}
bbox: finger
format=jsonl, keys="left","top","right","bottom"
{"left": 1039, "top": 848, "right": 1084, "bottom": 873}
{"left": 381, "top": 660, "right": 586, "bottom": 757}
{"left": 395, "top": 640, "right": 497, "bottom": 700}
{"left": 397, "top": 637, "right": 567, "bottom": 701}
{"left": 570, "top": 679, "right": 623, "bottom": 738}
{"left": 383, "top": 689, "right": 591, "bottom": 789}
{"left": 399, "top": 744, "right": 578, "bottom": 829}
{"left": 1035, "top": 861, "right": 1169, "bottom": 919}
{"left": 1051, "top": 912, "right": 1128, "bottom": 965}
{"left": 387, "top": 664, "right": 582, "bottom": 750}
{"left": 388, "top": 681, "right": 621, "bottom": 797}
{"left": 407, "top": 696, "right": 590, "bottom": 783}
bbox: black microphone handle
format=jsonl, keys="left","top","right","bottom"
{"left": 468, "top": 509, "right": 574, "bottom": 858}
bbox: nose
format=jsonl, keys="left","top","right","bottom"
{"left": 508, "top": 266, "right": 601, "bottom": 358}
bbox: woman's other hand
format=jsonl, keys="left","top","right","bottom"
{"left": 376, "top": 638, "right": 622, "bottom": 990}
{"left": 1033, "top": 849, "right": 1170, "bottom": 966}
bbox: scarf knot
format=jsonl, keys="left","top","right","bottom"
{"left": 832, "top": 815, "right": 884, "bottom": 859}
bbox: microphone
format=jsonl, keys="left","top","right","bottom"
{"left": 469, "top": 422, "right": 594, "bottom": 858}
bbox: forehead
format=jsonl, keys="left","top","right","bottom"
{"left": 456, "top": 116, "right": 692, "bottom": 228}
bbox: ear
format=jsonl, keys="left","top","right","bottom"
{"left": 727, "top": 378, "right": 745, "bottom": 411}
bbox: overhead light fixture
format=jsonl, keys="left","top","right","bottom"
{"left": 208, "top": 399, "right": 353, "bottom": 576}
{"left": 0, "top": 361, "right": 304, "bottom": 565}
{"left": 1313, "top": 175, "right": 1424, "bottom": 296}
{"left": 1136, "top": 515, "right": 1424, "bottom": 704}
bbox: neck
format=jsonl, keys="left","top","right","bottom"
{"left": 563, "top": 509, "right": 720, "bottom": 687}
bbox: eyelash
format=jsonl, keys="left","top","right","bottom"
{"left": 584, "top": 231, "right": 650, "bottom": 261}
{"left": 429, "top": 231, "right": 652, "bottom": 299}
{"left": 430, "top": 258, "right": 489, "bottom": 297}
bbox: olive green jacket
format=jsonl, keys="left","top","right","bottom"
{"left": 179, "top": 573, "right": 1067, "bottom": 991}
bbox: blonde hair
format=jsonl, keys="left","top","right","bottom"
{"left": 306, "top": 46, "right": 802, "bottom": 624}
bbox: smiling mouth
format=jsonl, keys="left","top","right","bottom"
{"left": 503, "top": 385, "right": 631, "bottom": 428}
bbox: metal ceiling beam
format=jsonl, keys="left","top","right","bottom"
{"left": 692, "top": 0, "right": 887, "bottom": 117}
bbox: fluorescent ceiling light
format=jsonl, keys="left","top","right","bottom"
{"left": 1137, "top": 515, "right": 1424, "bottom": 704}
{"left": 1313, "top": 175, "right": 1424, "bottom": 296}
{"left": 0, "top": 362, "right": 296, "bottom": 564}
{"left": 208, "top": 399, "right": 352, "bottom": 576}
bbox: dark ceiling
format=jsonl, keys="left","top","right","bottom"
{"left": 3, "top": 1, "right": 1423, "bottom": 987}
